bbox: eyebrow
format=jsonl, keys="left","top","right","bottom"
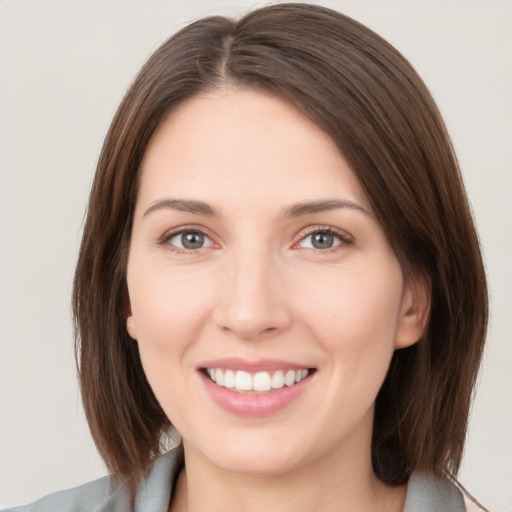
{"left": 143, "top": 198, "right": 370, "bottom": 219}
{"left": 283, "top": 199, "right": 371, "bottom": 218}
{"left": 143, "top": 199, "right": 218, "bottom": 217}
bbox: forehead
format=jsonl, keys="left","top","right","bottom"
{"left": 137, "top": 89, "right": 370, "bottom": 213}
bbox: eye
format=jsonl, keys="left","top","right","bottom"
{"left": 297, "top": 228, "right": 349, "bottom": 250}
{"left": 166, "top": 229, "right": 214, "bottom": 251}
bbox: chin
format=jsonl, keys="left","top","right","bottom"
{"left": 212, "top": 449, "right": 305, "bottom": 477}
{"left": 183, "top": 430, "right": 310, "bottom": 477}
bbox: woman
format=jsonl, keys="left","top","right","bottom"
{"left": 5, "top": 3, "right": 488, "bottom": 511}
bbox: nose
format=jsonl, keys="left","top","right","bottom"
{"left": 213, "top": 248, "right": 292, "bottom": 341}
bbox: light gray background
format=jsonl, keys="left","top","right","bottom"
{"left": 0, "top": 1, "right": 511, "bottom": 510}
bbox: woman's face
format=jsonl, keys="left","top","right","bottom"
{"left": 126, "top": 89, "right": 426, "bottom": 476}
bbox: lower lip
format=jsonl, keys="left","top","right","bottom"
{"left": 200, "top": 373, "right": 312, "bottom": 417}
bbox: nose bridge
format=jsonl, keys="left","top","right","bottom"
{"left": 215, "top": 241, "right": 291, "bottom": 340}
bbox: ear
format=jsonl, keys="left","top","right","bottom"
{"left": 126, "top": 315, "right": 137, "bottom": 340}
{"left": 395, "top": 273, "right": 431, "bottom": 349}
{"left": 124, "top": 294, "right": 137, "bottom": 340}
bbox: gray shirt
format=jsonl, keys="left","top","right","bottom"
{"left": 3, "top": 448, "right": 466, "bottom": 511}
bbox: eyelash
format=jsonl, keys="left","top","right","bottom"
{"left": 159, "top": 225, "right": 213, "bottom": 255}
{"left": 159, "top": 225, "right": 353, "bottom": 255}
{"left": 294, "top": 226, "right": 353, "bottom": 254}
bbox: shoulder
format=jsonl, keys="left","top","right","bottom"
{"left": 1, "top": 476, "right": 114, "bottom": 512}
{"left": 2, "top": 448, "right": 183, "bottom": 512}
{"left": 404, "top": 472, "right": 466, "bottom": 512}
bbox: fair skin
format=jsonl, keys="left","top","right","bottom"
{"left": 126, "top": 88, "right": 429, "bottom": 512}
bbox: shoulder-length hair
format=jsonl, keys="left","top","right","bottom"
{"left": 73, "top": 3, "right": 487, "bottom": 485}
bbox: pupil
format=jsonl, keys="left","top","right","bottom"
{"left": 182, "top": 232, "right": 204, "bottom": 249}
{"left": 312, "top": 232, "right": 333, "bottom": 249}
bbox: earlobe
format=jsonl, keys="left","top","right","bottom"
{"left": 395, "top": 274, "right": 431, "bottom": 349}
{"left": 126, "top": 315, "right": 137, "bottom": 340}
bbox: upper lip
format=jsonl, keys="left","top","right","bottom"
{"left": 198, "top": 358, "right": 313, "bottom": 373}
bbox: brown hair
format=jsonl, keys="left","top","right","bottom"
{"left": 73, "top": 3, "right": 487, "bottom": 485}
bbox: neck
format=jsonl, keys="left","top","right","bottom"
{"left": 170, "top": 439, "right": 406, "bottom": 512}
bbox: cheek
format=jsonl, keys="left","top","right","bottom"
{"left": 126, "top": 264, "right": 215, "bottom": 386}
{"left": 126, "top": 271, "right": 213, "bottom": 429}
{"left": 299, "top": 267, "right": 404, "bottom": 433}
{"left": 301, "top": 262, "right": 404, "bottom": 372}
{"left": 129, "top": 262, "right": 211, "bottom": 337}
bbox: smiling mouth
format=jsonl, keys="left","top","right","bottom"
{"left": 201, "top": 368, "right": 315, "bottom": 393}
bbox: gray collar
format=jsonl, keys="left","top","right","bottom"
{"left": 4, "top": 447, "right": 465, "bottom": 511}
{"left": 403, "top": 471, "right": 465, "bottom": 512}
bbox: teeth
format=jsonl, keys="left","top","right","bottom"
{"left": 271, "top": 370, "right": 285, "bottom": 389}
{"left": 285, "top": 370, "right": 296, "bottom": 387}
{"left": 205, "top": 368, "right": 310, "bottom": 392}
{"left": 253, "top": 372, "right": 272, "bottom": 391}
{"left": 215, "top": 368, "right": 224, "bottom": 386}
{"left": 235, "top": 371, "right": 252, "bottom": 391}
{"left": 294, "top": 369, "right": 308, "bottom": 383}
{"left": 224, "top": 369, "right": 235, "bottom": 388}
